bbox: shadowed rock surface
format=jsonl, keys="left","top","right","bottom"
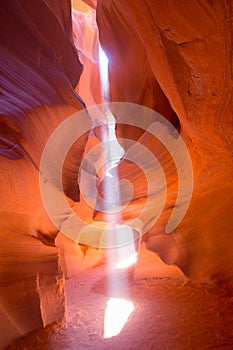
{"left": 0, "top": 1, "right": 86, "bottom": 348}
{"left": 0, "top": 0, "right": 233, "bottom": 349}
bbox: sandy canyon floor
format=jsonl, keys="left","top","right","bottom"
{"left": 7, "top": 262, "right": 233, "bottom": 350}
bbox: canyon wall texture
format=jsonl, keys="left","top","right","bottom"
{"left": 0, "top": 1, "right": 87, "bottom": 348}
{"left": 1, "top": 0, "right": 233, "bottom": 348}
{"left": 96, "top": 0, "right": 233, "bottom": 281}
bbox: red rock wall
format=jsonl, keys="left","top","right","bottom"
{"left": 1, "top": 0, "right": 233, "bottom": 347}
{"left": 0, "top": 1, "right": 87, "bottom": 348}
{"left": 97, "top": 0, "right": 233, "bottom": 282}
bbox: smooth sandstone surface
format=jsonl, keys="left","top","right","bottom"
{"left": 1, "top": 0, "right": 233, "bottom": 348}
{"left": 0, "top": 1, "right": 86, "bottom": 348}
{"left": 96, "top": 0, "right": 233, "bottom": 281}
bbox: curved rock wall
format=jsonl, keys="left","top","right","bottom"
{"left": 0, "top": 1, "right": 86, "bottom": 348}
{"left": 97, "top": 0, "right": 233, "bottom": 282}
{"left": 1, "top": 0, "right": 233, "bottom": 347}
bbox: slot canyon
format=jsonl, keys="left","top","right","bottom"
{"left": 0, "top": 0, "right": 233, "bottom": 349}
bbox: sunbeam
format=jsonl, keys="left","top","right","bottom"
{"left": 116, "top": 252, "right": 138, "bottom": 269}
{"left": 98, "top": 44, "right": 109, "bottom": 102}
{"left": 97, "top": 43, "right": 137, "bottom": 340}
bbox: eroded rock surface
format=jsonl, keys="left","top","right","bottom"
{"left": 1, "top": 0, "right": 233, "bottom": 348}
{"left": 0, "top": 1, "right": 86, "bottom": 348}
{"left": 96, "top": 0, "right": 233, "bottom": 281}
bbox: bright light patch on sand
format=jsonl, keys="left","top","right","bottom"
{"left": 103, "top": 297, "right": 135, "bottom": 339}
{"left": 116, "top": 252, "right": 138, "bottom": 269}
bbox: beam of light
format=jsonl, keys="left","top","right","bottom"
{"left": 98, "top": 44, "right": 109, "bottom": 102}
{"left": 116, "top": 252, "right": 138, "bottom": 269}
{"left": 98, "top": 44, "right": 137, "bottom": 340}
{"left": 103, "top": 297, "right": 135, "bottom": 339}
